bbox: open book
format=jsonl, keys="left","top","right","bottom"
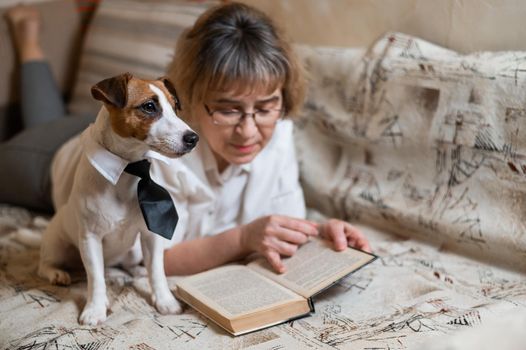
{"left": 175, "top": 238, "right": 377, "bottom": 336}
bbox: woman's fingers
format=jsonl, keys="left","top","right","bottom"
{"left": 272, "top": 238, "right": 299, "bottom": 257}
{"left": 263, "top": 216, "right": 318, "bottom": 273}
{"left": 323, "top": 219, "right": 372, "bottom": 252}
{"left": 264, "top": 237, "right": 303, "bottom": 273}
{"left": 344, "top": 224, "right": 372, "bottom": 252}
{"left": 274, "top": 227, "right": 311, "bottom": 245}
{"left": 260, "top": 217, "right": 372, "bottom": 273}
{"left": 324, "top": 220, "right": 347, "bottom": 251}
{"left": 265, "top": 249, "right": 285, "bottom": 273}
{"left": 280, "top": 217, "right": 318, "bottom": 235}
{"left": 267, "top": 216, "right": 318, "bottom": 246}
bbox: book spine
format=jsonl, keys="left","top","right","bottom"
{"left": 308, "top": 297, "right": 315, "bottom": 313}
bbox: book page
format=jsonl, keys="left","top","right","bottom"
{"left": 176, "top": 265, "right": 305, "bottom": 319}
{"left": 248, "top": 238, "right": 376, "bottom": 298}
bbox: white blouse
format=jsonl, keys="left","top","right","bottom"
{"left": 51, "top": 118, "right": 307, "bottom": 248}
{"left": 151, "top": 119, "right": 307, "bottom": 247}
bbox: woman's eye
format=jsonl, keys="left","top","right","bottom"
{"left": 141, "top": 101, "right": 157, "bottom": 114}
{"left": 256, "top": 109, "right": 271, "bottom": 117}
{"left": 219, "top": 110, "right": 241, "bottom": 116}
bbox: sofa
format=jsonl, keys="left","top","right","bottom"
{"left": 1, "top": 1, "right": 525, "bottom": 349}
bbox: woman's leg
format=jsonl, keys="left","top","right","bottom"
{"left": 0, "top": 115, "right": 94, "bottom": 213}
{"left": 7, "top": 5, "right": 66, "bottom": 128}
{"left": 0, "top": 6, "right": 93, "bottom": 213}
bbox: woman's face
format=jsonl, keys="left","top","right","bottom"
{"left": 195, "top": 86, "right": 283, "bottom": 172}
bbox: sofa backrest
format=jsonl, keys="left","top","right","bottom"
{"left": 3, "top": 0, "right": 526, "bottom": 141}
{"left": 294, "top": 33, "right": 526, "bottom": 270}
{"left": 67, "top": 0, "right": 213, "bottom": 117}
{"left": 242, "top": 0, "right": 526, "bottom": 54}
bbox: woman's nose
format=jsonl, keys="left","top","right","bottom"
{"left": 236, "top": 114, "right": 258, "bottom": 137}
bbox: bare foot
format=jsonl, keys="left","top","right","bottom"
{"left": 5, "top": 4, "right": 44, "bottom": 62}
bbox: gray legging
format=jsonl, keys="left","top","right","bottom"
{"left": 0, "top": 62, "right": 94, "bottom": 213}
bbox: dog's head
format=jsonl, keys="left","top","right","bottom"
{"left": 91, "top": 73, "right": 198, "bottom": 157}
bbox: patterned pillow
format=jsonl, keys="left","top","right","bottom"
{"left": 296, "top": 33, "right": 526, "bottom": 269}
{"left": 68, "top": 0, "right": 215, "bottom": 117}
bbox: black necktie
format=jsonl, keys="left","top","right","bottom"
{"left": 124, "top": 159, "right": 178, "bottom": 240}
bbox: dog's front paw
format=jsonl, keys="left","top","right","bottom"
{"left": 152, "top": 293, "right": 183, "bottom": 315}
{"left": 79, "top": 302, "right": 107, "bottom": 325}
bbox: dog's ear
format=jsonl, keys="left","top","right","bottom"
{"left": 160, "top": 77, "right": 182, "bottom": 111}
{"left": 91, "top": 73, "right": 132, "bottom": 108}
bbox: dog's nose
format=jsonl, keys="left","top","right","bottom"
{"left": 183, "top": 131, "right": 199, "bottom": 150}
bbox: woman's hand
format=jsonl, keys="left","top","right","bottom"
{"left": 321, "top": 219, "right": 371, "bottom": 253}
{"left": 240, "top": 215, "right": 318, "bottom": 273}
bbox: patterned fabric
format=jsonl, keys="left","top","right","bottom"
{"left": 0, "top": 205, "right": 525, "bottom": 349}
{"left": 295, "top": 33, "right": 526, "bottom": 271}
{"left": 68, "top": 0, "right": 214, "bottom": 117}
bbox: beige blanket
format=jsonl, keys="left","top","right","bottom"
{"left": 1, "top": 204, "right": 525, "bottom": 349}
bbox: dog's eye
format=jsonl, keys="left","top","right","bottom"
{"left": 140, "top": 101, "right": 158, "bottom": 114}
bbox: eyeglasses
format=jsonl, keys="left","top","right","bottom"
{"left": 204, "top": 104, "right": 284, "bottom": 126}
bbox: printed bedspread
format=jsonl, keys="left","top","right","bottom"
{"left": 1, "top": 204, "right": 525, "bottom": 350}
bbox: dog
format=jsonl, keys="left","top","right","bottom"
{"left": 38, "top": 73, "right": 198, "bottom": 325}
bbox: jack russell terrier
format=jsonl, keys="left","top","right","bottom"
{"left": 38, "top": 73, "right": 198, "bottom": 325}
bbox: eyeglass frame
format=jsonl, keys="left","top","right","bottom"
{"left": 203, "top": 103, "right": 284, "bottom": 126}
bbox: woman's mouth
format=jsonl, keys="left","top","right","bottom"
{"left": 231, "top": 143, "right": 256, "bottom": 153}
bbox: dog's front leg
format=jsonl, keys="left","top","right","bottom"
{"left": 78, "top": 232, "right": 109, "bottom": 325}
{"left": 140, "top": 232, "right": 182, "bottom": 314}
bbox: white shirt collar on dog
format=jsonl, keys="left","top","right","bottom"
{"left": 80, "top": 125, "right": 172, "bottom": 186}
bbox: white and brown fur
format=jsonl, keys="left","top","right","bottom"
{"left": 38, "top": 73, "right": 198, "bottom": 325}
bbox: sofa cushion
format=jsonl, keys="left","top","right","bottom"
{"left": 295, "top": 33, "right": 526, "bottom": 270}
{"left": 68, "top": 0, "right": 215, "bottom": 117}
